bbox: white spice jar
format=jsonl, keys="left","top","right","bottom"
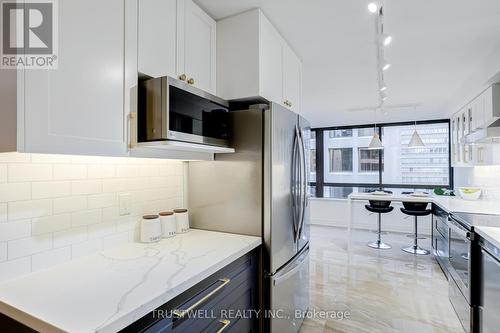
{"left": 174, "top": 208, "right": 190, "bottom": 233}
{"left": 159, "top": 211, "right": 176, "bottom": 238}
{"left": 140, "top": 215, "right": 162, "bottom": 243}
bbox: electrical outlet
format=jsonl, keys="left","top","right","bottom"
{"left": 118, "top": 193, "right": 132, "bottom": 216}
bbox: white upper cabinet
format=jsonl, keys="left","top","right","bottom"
{"left": 138, "top": 0, "right": 216, "bottom": 94}
{"left": 22, "top": 0, "right": 127, "bottom": 156}
{"left": 282, "top": 44, "right": 302, "bottom": 113}
{"left": 217, "top": 9, "right": 303, "bottom": 114}
{"left": 182, "top": 0, "right": 216, "bottom": 94}
{"left": 451, "top": 84, "right": 500, "bottom": 166}
{"left": 138, "top": 0, "right": 178, "bottom": 78}
{"left": 260, "top": 14, "right": 284, "bottom": 105}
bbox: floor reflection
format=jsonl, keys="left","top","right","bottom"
{"left": 300, "top": 226, "right": 464, "bottom": 333}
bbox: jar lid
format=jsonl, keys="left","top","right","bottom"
{"left": 143, "top": 214, "right": 159, "bottom": 220}
{"left": 159, "top": 211, "right": 174, "bottom": 216}
{"left": 174, "top": 208, "right": 188, "bottom": 213}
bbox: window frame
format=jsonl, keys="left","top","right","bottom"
{"left": 328, "top": 148, "right": 353, "bottom": 173}
{"left": 310, "top": 119, "right": 452, "bottom": 198}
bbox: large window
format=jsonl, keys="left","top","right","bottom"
{"left": 358, "top": 148, "right": 383, "bottom": 172}
{"left": 329, "top": 148, "right": 353, "bottom": 172}
{"left": 311, "top": 120, "right": 451, "bottom": 198}
{"left": 328, "top": 129, "right": 352, "bottom": 138}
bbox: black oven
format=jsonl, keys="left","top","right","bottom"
{"left": 447, "top": 214, "right": 480, "bottom": 333}
{"left": 138, "top": 76, "right": 230, "bottom": 147}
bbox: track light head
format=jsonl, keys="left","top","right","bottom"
{"left": 368, "top": 2, "right": 378, "bottom": 13}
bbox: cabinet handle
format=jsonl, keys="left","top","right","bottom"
{"left": 172, "top": 278, "right": 230, "bottom": 319}
{"left": 187, "top": 78, "right": 195, "bottom": 85}
{"left": 217, "top": 319, "right": 231, "bottom": 333}
{"left": 178, "top": 74, "right": 187, "bottom": 81}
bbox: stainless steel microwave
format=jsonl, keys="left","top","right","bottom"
{"left": 138, "top": 76, "right": 230, "bottom": 147}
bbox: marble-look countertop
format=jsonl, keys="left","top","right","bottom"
{"left": 0, "top": 229, "right": 261, "bottom": 333}
{"left": 348, "top": 192, "right": 500, "bottom": 215}
{"left": 475, "top": 226, "right": 500, "bottom": 250}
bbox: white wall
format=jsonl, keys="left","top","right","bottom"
{"left": 310, "top": 198, "right": 432, "bottom": 235}
{"left": 0, "top": 153, "right": 184, "bottom": 282}
{"left": 454, "top": 165, "right": 500, "bottom": 199}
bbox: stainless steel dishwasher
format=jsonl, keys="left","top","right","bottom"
{"left": 479, "top": 237, "right": 500, "bottom": 333}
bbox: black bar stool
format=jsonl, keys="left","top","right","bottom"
{"left": 400, "top": 202, "right": 431, "bottom": 255}
{"left": 365, "top": 200, "right": 394, "bottom": 249}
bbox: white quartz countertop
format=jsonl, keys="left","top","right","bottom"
{"left": 0, "top": 229, "right": 261, "bottom": 333}
{"left": 349, "top": 192, "right": 500, "bottom": 215}
{"left": 475, "top": 226, "right": 500, "bottom": 250}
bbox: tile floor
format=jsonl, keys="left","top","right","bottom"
{"left": 300, "top": 225, "right": 464, "bottom": 333}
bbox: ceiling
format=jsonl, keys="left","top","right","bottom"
{"left": 196, "top": 0, "right": 500, "bottom": 127}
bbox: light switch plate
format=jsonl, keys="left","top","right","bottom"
{"left": 118, "top": 193, "right": 132, "bottom": 216}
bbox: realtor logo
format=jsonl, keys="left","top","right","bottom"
{"left": 1, "top": 0, "right": 58, "bottom": 68}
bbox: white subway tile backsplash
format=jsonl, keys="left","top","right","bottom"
{"left": 88, "top": 221, "right": 116, "bottom": 239}
{"left": 32, "top": 214, "right": 71, "bottom": 235}
{"left": 88, "top": 193, "right": 116, "bottom": 209}
{"left": 8, "top": 199, "right": 52, "bottom": 220}
{"left": 53, "top": 226, "right": 87, "bottom": 248}
{"left": 0, "top": 220, "right": 31, "bottom": 241}
{"left": 0, "top": 164, "right": 7, "bottom": 183}
{"left": 0, "top": 242, "right": 6, "bottom": 262}
{"left": 71, "top": 180, "right": 102, "bottom": 195}
{"left": 116, "top": 165, "right": 140, "bottom": 178}
{"left": 8, "top": 164, "right": 53, "bottom": 182}
{"left": 0, "top": 152, "right": 184, "bottom": 281}
{"left": 71, "top": 209, "right": 101, "bottom": 227}
{"left": 32, "top": 181, "right": 71, "bottom": 199}
{"left": 0, "top": 257, "right": 31, "bottom": 281}
{"left": 53, "top": 164, "right": 87, "bottom": 180}
{"left": 71, "top": 155, "right": 102, "bottom": 164}
{"left": 0, "top": 152, "right": 31, "bottom": 163}
{"left": 32, "top": 247, "right": 71, "bottom": 272}
{"left": 0, "top": 203, "right": 6, "bottom": 222}
{"left": 139, "top": 165, "right": 160, "bottom": 177}
{"left": 8, "top": 234, "right": 52, "bottom": 259}
{"left": 31, "top": 154, "right": 72, "bottom": 164}
{"left": 53, "top": 196, "right": 87, "bottom": 214}
{"left": 88, "top": 165, "right": 115, "bottom": 179}
{"left": 0, "top": 182, "right": 31, "bottom": 202}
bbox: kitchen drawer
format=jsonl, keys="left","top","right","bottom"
{"left": 434, "top": 215, "right": 449, "bottom": 240}
{"left": 433, "top": 232, "right": 450, "bottom": 279}
{"left": 122, "top": 249, "right": 259, "bottom": 333}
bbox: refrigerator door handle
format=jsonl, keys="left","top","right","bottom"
{"left": 291, "top": 126, "right": 300, "bottom": 241}
{"left": 297, "top": 128, "right": 307, "bottom": 240}
{"left": 273, "top": 246, "right": 310, "bottom": 286}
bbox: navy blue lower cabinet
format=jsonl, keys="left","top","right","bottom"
{"left": 122, "top": 248, "right": 260, "bottom": 333}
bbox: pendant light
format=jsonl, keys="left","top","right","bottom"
{"left": 368, "top": 109, "right": 383, "bottom": 150}
{"left": 408, "top": 121, "right": 425, "bottom": 148}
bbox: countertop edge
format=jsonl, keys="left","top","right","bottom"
{"left": 100, "top": 237, "right": 262, "bottom": 333}
{"left": 475, "top": 227, "right": 500, "bottom": 250}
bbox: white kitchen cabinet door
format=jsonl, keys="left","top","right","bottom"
{"left": 282, "top": 44, "right": 302, "bottom": 113}
{"left": 22, "top": 0, "right": 127, "bottom": 156}
{"left": 138, "top": 0, "right": 178, "bottom": 78}
{"left": 182, "top": 0, "right": 216, "bottom": 94}
{"left": 259, "top": 14, "right": 284, "bottom": 105}
{"left": 471, "top": 95, "right": 484, "bottom": 131}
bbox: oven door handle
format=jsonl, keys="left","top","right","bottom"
{"left": 447, "top": 217, "right": 470, "bottom": 239}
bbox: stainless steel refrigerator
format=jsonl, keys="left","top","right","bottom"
{"left": 188, "top": 102, "right": 310, "bottom": 333}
